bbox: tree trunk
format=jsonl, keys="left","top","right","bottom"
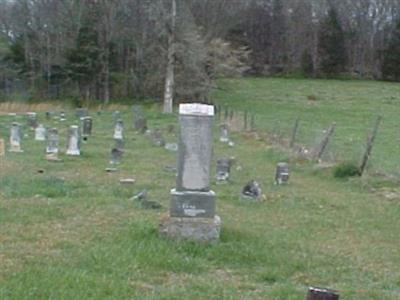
{"left": 163, "top": 0, "right": 176, "bottom": 114}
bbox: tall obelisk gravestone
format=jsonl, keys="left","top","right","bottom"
{"left": 160, "top": 103, "right": 221, "bottom": 242}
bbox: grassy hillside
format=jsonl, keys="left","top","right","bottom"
{"left": 213, "top": 78, "right": 400, "bottom": 174}
{"left": 0, "top": 78, "right": 399, "bottom": 299}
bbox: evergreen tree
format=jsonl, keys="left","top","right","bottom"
{"left": 382, "top": 20, "right": 400, "bottom": 81}
{"left": 65, "top": 25, "right": 101, "bottom": 100}
{"left": 317, "top": 8, "right": 346, "bottom": 77}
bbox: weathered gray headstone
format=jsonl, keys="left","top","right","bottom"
{"left": 66, "top": 125, "right": 80, "bottom": 155}
{"left": 76, "top": 108, "right": 88, "bottom": 119}
{"left": 241, "top": 180, "right": 262, "bottom": 200}
{"left": 34, "top": 124, "right": 46, "bottom": 141}
{"left": 135, "top": 118, "right": 147, "bottom": 134}
{"left": 160, "top": 103, "right": 220, "bottom": 242}
{"left": 110, "top": 148, "right": 123, "bottom": 164}
{"left": 219, "top": 124, "right": 229, "bottom": 143}
{"left": 27, "top": 112, "right": 38, "bottom": 130}
{"left": 132, "top": 105, "right": 147, "bottom": 133}
{"left": 216, "top": 157, "right": 234, "bottom": 183}
{"left": 46, "top": 128, "right": 59, "bottom": 154}
{"left": 275, "top": 162, "right": 289, "bottom": 185}
{"left": 152, "top": 129, "right": 166, "bottom": 147}
{"left": 113, "top": 119, "right": 124, "bottom": 140}
{"left": 81, "top": 116, "right": 93, "bottom": 140}
{"left": 306, "top": 287, "right": 339, "bottom": 300}
{"left": 46, "top": 128, "right": 61, "bottom": 161}
{"left": 9, "top": 122, "right": 23, "bottom": 152}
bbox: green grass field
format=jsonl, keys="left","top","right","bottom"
{"left": 0, "top": 78, "right": 400, "bottom": 299}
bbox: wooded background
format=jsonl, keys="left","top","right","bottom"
{"left": 1, "top": 0, "right": 400, "bottom": 104}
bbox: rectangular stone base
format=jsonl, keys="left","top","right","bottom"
{"left": 159, "top": 215, "right": 221, "bottom": 242}
{"left": 170, "top": 189, "right": 215, "bottom": 218}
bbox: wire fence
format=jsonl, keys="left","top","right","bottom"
{"left": 214, "top": 104, "right": 400, "bottom": 176}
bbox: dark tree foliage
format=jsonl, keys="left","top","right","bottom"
{"left": 382, "top": 20, "right": 400, "bottom": 81}
{"left": 317, "top": 8, "right": 347, "bottom": 77}
{"left": 65, "top": 26, "right": 101, "bottom": 98}
{"left": 301, "top": 49, "right": 314, "bottom": 77}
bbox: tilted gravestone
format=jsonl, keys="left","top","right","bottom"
{"left": 113, "top": 119, "right": 124, "bottom": 140}
{"left": 26, "top": 112, "right": 38, "bottom": 130}
{"left": 81, "top": 116, "right": 93, "bottom": 141}
{"left": 275, "top": 162, "right": 289, "bottom": 185}
{"left": 34, "top": 124, "right": 46, "bottom": 141}
{"left": 66, "top": 125, "right": 80, "bottom": 155}
{"left": 160, "top": 103, "right": 220, "bottom": 242}
{"left": 9, "top": 122, "right": 23, "bottom": 152}
{"left": 216, "top": 157, "right": 234, "bottom": 183}
{"left": 241, "top": 180, "right": 262, "bottom": 200}
{"left": 306, "top": 287, "right": 339, "bottom": 300}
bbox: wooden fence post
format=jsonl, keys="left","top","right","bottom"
{"left": 290, "top": 117, "right": 300, "bottom": 148}
{"left": 315, "top": 123, "right": 336, "bottom": 161}
{"left": 359, "top": 115, "right": 382, "bottom": 176}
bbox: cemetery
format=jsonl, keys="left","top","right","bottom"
{"left": 3, "top": 0, "right": 400, "bottom": 297}
{"left": 0, "top": 78, "right": 399, "bottom": 299}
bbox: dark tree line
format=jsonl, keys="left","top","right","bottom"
{"left": 0, "top": 0, "right": 400, "bottom": 104}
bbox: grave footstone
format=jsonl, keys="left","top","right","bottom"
{"left": 160, "top": 103, "right": 220, "bottom": 242}
{"left": 66, "top": 125, "right": 80, "bottom": 155}
{"left": 34, "top": 124, "right": 46, "bottom": 141}
{"left": 113, "top": 119, "right": 124, "bottom": 140}
{"left": 219, "top": 124, "right": 229, "bottom": 143}
{"left": 275, "top": 162, "right": 289, "bottom": 185}
{"left": 27, "top": 112, "right": 38, "bottom": 130}
{"left": 241, "top": 180, "right": 262, "bottom": 200}
{"left": 216, "top": 157, "right": 234, "bottom": 183}
{"left": 165, "top": 143, "right": 178, "bottom": 152}
{"left": 81, "top": 116, "right": 93, "bottom": 141}
{"left": 306, "top": 287, "right": 339, "bottom": 300}
{"left": 9, "top": 122, "right": 23, "bottom": 152}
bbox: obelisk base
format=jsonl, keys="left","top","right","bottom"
{"left": 159, "top": 215, "right": 221, "bottom": 243}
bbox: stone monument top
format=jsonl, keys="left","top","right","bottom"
{"left": 179, "top": 103, "right": 214, "bottom": 116}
